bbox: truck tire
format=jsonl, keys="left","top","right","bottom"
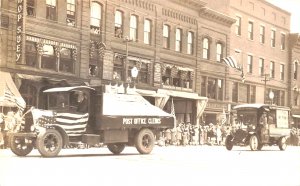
{"left": 107, "top": 143, "right": 125, "bottom": 154}
{"left": 37, "top": 129, "right": 62, "bottom": 157}
{"left": 225, "top": 135, "right": 234, "bottom": 151}
{"left": 135, "top": 128, "right": 155, "bottom": 154}
{"left": 10, "top": 136, "right": 33, "bottom": 156}
{"left": 278, "top": 137, "right": 287, "bottom": 151}
{"left": 249, "top": 135, "right": 259, "bottom": 151}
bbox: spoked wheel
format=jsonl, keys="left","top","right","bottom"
{"left": 278, "top": 137, "right": 287, "bottom": 151}
{"left": 10, "top": 136, "right": 33, "bottom": 156}
{"left": 107, "top": 143, "right": 125, "bottom": 154}
{"left": 249, "top": 135, "right": 259, "bottom": 151}
{"left": 225, "top": 135, "right": 234, "bottom": 151}
{"left": 37, "top": 129, "right": 62, "bottom": 157}
{"left": 135, "top": 128, "right": 155, "bottom": 154}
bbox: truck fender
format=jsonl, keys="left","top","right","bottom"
{"left": 51, "top": 125, "right": 70, "bottom": 146}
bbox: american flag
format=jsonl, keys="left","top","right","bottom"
{"left": 3, "top": 85, "right": 26, "bottom": 111}
{"left": 32, "top": 109, "right": 89, "bottom": 136}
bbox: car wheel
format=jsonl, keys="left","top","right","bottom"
{"left": 10, "top": 136, "right": 33, "bottom": 156}
{"left": 278, "top": 137, "right": 287, "bottom": 151}
{"left": 135, "top": 128, "right": 155, "bottom": 154}
{"left": 37, "top": 129, "right": 62, "bottom": 157}
{"left": 249, "top": 135, "right": 259, "bottom": 151}
{"left": 225, "top": 135, "right": 234, "bottom": 151}
{"left": 107, "top": 143, "right": 125, "bottom": 154}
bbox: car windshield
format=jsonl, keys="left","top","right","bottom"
{"left": 236, "top": 110, "right": 257, "bottom": 126}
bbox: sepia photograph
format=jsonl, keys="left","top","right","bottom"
{"left": 0, "top": 0, "right": 300, "bottom": 185}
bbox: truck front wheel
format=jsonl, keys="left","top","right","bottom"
{"left": 37, "top": 129, "right": 62, "bottom": 157}
{"left": 135, "top": 128, "right": 155, "bottom": 154}
{"left": 10, "top": 136, "right": 33, "bottom": 156}
{"left": 107, "top": 143, "right": 125, "bottom": 154}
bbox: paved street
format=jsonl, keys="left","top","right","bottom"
{"left": 1, "top": 145, "right": 300, "bottom": 186}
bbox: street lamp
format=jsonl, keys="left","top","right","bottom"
{"left": 269, "top": 90, "right": 274, "bottom": 105}
{"left": 131, "top": 66, "right": 139, "bottom": 89}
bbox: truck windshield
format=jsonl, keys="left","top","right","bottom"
{"left": 237, "top": 110, "right": 257, "bottom": 126}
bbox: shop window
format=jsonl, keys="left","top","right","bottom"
{"left": 46, "top": 0, "right": 57, "bottom": 21}
{"left": 27, "top": 0, "right": 35, "bottom": 17}
{"left": 162, "top": 67, "right": 171, "bottom": 85}
{"left": 19, "top": 82, "right": 37, "bottom": 110}
{"left": 115, "top": 10, "right": 123, "bottom": 38}
{"left": 89, "top": 41, "right": 103, "bottom": 77}
{"left": 90, "top": 1, "right": 101, "bottom": 34}
{"left": 60, "top": 48, "right": 74, "bottom": 73}
{"left": 66, "top": 0, "right": 76, "bottom": 27}
{"left": 41, "top": 44, "right": 56, "bottom": 70}
{"left": 25, "top": 41, "right": 37, "bottom": 67}
{"left": 113, "top": 55, "right": 124, "bottom": 81}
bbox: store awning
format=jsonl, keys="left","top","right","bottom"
{"left": 293, "top": 115, "right": 300, "bottom": 118}
{"left": 0, "top": 72, "right": 26, "bottom": 110}
{"left": 157, "top": 89, "right": 207, "bottom": 100}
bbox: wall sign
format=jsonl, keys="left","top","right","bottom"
{"left": 16, "top": 0, "right": 25, "bottom": 63}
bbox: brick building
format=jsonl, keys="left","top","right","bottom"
{"left": 0, "top": 0, "right": 298, "bottom": 126}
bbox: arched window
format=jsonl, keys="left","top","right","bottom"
{"left": 187, "top": 31, "right": 194, "bottom": 55}
{"left": 216, "top": 43, "right": 223, "bottom": 62}
{"left": 90, "top": 2, "right": 102, "bottom": 34}
{"left": 130, "top": 15, "right": 138, "bottom": 41}
{"left": 175, "top": 28, "right": 182, "bottom": 52}
{"left": 144, "top": 19, "right": 151, "bottom": 45}
{"left": 115, "top": 10, "right": 123, "bottom": 38}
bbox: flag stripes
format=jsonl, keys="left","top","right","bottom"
{"left": 4, "top": 85, "right": 25, "bottom": 111}
{"left": 222, "top": 56, "right": 241, "bottom": 70}
{"left": 32, "top": 109, "right": 89, "bottom": 137}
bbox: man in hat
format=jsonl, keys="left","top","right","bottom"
{"left": 77, "top": 92, "right": 88, "bottom": 113}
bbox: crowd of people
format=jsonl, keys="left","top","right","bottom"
{"left": 157, "top": 123, "right": 232, "bottom": 147}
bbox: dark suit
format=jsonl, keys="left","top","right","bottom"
{"left": 77, "top": 97, "right": 88, "bottom": 113}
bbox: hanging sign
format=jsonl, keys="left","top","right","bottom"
{"left": 16, "top": 0, "right": 24, "bottom": 63}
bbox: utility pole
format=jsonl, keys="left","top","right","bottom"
{"left": 261, "top": 73, "right": 270, "bottom": 103}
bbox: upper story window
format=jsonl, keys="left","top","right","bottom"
{"left": 280, "top": 64, "right": 285, "bottom": 80}
{"left": 187, "top": 31, "right": 194, "bottom": 55}
{"left": 144, "top": 19, "right": 151, "bottom": 45}
{"left": 27, "top": 0, "right": 35, "bottom": 16}
{"left": 175, "top": 28, "right": 182, "bottom": 52}
{"left": 90, "top": 2, "right": 101, "bottom": 34}
{"left": 202, "top": 38, "right": 210, "bottom": 59}
{"left": 216, "top": 43, "right": 223, "bottom": 62}
{"left": 258, "top": 58, "right": 264, "bottom": 76}
{"left": 294, "top": 61, "right": 298, "bottom": 80}
{"left": 25, "top": 41, "right": 37, "bottom": 67}
{"left": 46, "top": 0, "right": 57, "bottom": 21}
{"left": 41, "top": 44, "right": 56, "bottom": 70}
{"left": 270, "top": 61, "right": 275, "bottom": 78}
{"left": 235, "top": 16, "right": 241, "bottom": 36}
{"left": 259, "top": 25, "right": 265, "bottom": 44}
{"left": 163, "top": 24, "right": 170, "bottom": 49}
{"left": 280, "top": 33, "right": 286, "bottom": 50}
{"left": 130, "top": 15, "right": 138, "bottom": 41}
{"left": 66, "top": 0, "right": 76, "bottom": 27}
{"left": 248, "top": 21, "right": 253, "bottom": 40}
{"left": 271, "top": 29, "right": 276, "bottom": 47}
{"left": 115, "top": 10, "right": 123, "bottom": 38}
{"left": 247, "top": 55, "right": 253, "bottom": 74}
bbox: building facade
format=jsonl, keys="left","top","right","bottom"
{"left": 1, "top": 0, "right": 298, "bottom": 127}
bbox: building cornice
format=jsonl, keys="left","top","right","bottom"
{"left": 199, "top": 7, "right": 236, "bottom": 27}
{"left": 170, "top": 0, "right": 206, "bottom": 10}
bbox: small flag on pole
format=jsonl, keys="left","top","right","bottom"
{"left": 171, "top": 98, "right": 175, "bottom": 116}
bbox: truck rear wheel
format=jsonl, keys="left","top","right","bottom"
{"left": 135, "top": 128, "right": 155, "bottom": 154}
{"left": 107, "top": 143, "right": 125, "bottom": 154}
{"left": 10, "top": 136, "right": 33, "bottom": 156}
{"left": 37, "top": 129, "right": 62, "bottom": 157}
{"left": 225, "top": 135, "right": 234, "bottom": 151}
{"left": 278, "top": 137, "right": 287, "bottom": 151}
